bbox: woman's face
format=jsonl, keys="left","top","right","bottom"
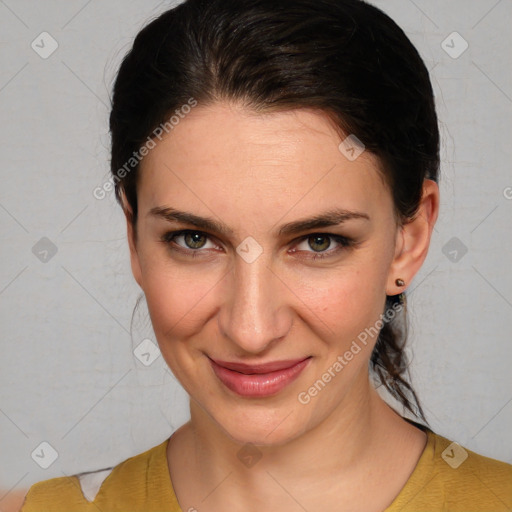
{"left": 128, "top": 102, "right": 404, "bottom": 445}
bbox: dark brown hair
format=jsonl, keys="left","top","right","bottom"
{"left": 109, "top": 0, "right": 439, "bottom": 423}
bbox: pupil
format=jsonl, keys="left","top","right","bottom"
{"left": 186, "top": 233, "right": 205, "bottom": 249}
{"left": 310, "top": 235, "right": 330, "bottom": 252}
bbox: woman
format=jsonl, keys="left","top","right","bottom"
{"left": 21, "top": 0, "right": 512, "bottom": 510}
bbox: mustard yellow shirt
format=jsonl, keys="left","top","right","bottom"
{"left": 21, "top": 428, "right": 512, "bottom": 511}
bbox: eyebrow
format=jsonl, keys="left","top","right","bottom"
{"left": 148, "top": 206, "right": 370, "bottom": 237}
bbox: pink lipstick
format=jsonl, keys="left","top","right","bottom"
{"left": 209, "top": 357, "right": 311, "bottom": 397}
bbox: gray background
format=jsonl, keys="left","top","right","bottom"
{"left": 0, "top": 0, "right": 511, "bottom": 498}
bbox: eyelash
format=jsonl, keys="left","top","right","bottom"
{"left": 160, "top": 230, "right": 355, "bottom": 261}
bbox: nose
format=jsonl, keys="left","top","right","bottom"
{"left": 218, "top": 252, "right": 292, "bottom": 354}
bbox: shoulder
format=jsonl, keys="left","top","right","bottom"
{"left": 430, "top": 431, "right": 512, "bottom": 486}
{"left": 21, "top": 437, "right": 179, "bottom": 511}
{"left": 20, "top": 473, "right": 87, "bottom": 511}
{"left": 388, "top": 429, "right": 512, "bottom": 511}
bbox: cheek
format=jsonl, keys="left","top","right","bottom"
{"left": 138, "top": 248, "right": 224, "bottom": 342}
{"left": 140, "top": 262, "right": 223, "bottom": 389}
{"left": 292, "top": 262, "right": 388, "bottom": 345}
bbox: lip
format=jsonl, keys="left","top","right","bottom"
{"left": 209, "top": 356, "right": 312, "bottom": 397}
{"left": 210, "top": 357, "right": 310, "bottom": 374}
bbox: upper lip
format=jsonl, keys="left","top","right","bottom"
{"left": 209, "top": 356, "right": 310, "bottom": 374}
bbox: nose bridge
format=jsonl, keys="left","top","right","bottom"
{"left": 219, "top": 253, "right": 288, "bottom": 352}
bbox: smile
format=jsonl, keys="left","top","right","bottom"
{"left": 208, "top": 357, "right": 312, "bottom": 397}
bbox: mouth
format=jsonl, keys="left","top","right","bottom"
{"left": 208, "top": 356, "right": 312, "bottom": 398}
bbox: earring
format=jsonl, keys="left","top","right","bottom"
{"left": 393, "top": 278, "right": 407, "bottom": 308}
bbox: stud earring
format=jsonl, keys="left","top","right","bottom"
{"left": 395, "top": 278, "right": 405, "bottom": 287}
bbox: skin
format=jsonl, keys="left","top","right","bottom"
{"left": 123, "top": 101, "right": 439, "bottom": 512}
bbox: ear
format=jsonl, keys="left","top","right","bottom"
{"left": 120, "top": 189, "right": 143, "bottom": 289}
{"left": 386, "top": 179, "right": 440, "bottom": 295}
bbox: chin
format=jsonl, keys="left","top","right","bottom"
{"left": 213, "top": 404, "right": 306, "bottom": 448}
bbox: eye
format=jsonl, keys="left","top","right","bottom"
{"left": 161, "top": 230, "right": 220, "bottom": 256}
{"left": 290, "top": 233, "right": 354, "bottom": 260}
{"left": 161, "top": 230, "right": 354, "bottom": 261}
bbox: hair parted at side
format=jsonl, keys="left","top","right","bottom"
{"left": 109, "top": 0, "right": 440, "bottom": 424}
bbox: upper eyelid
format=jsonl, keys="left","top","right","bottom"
{"left": 166, "top": 229, "right": 221, "bottom": 247}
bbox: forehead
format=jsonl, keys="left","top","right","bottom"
{"left": 137, "top": 102, "right": 392, "bottom": 227}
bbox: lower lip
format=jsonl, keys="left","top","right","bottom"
{"left": 209, "top": 358, "right": 311, "bottom": 398}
